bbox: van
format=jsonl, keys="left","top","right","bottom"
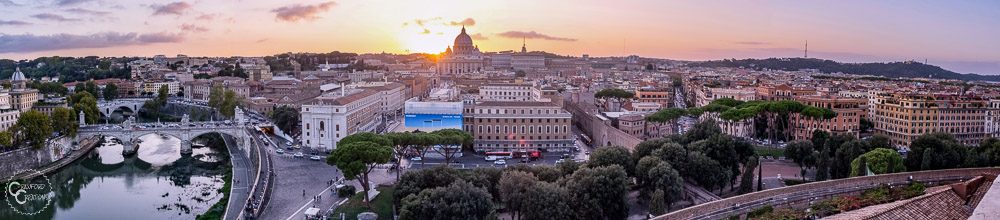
{"left": 485, "top": 156, "right": 498, "bottom": 161}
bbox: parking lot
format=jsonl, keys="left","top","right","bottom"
{"left": 407, "top": 137, "right": 593, "bottom": 170}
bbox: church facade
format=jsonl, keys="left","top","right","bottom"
{"left": 436, "top": 27, "right": 486, "bottom": 75}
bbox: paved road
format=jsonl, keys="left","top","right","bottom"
{"left": 224, "top": 134, "right": 254, "bottom": 220}
{"left": 258, "top": 135, "right": 344, "bottom": 220}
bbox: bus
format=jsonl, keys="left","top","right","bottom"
{"left": 485, "top": 151, "right": 513, "bottom": 161}
{"left": 513, "top": 150, "right": 542, "bottom": 161}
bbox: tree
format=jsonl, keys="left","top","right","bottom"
{"left": 647, "top": 162, "right": 683, "bottom": 210}
{"left": 14, "top": 110, "right": 53, "bottom": 149}
{"left": 594, "top": 88, "right": 634, "bottom": 111}
{"left": 385, "top": 132, "right": 413, "bottom": 183}
{"left": 906, "top": 133, "right": 966, "bottom": 171}
{"left": 157, "top": 84, "right": 169, "bottom": 103}
{"left": 850, "top": 148, "right": 905, "bottom": 177}
{"left": 394, "top": 166, "right": 462, "bottom": 205}
{"left": 866, "top": 134, "right": 892, "bottom": 150}
{"left": 645, "top": 108, "right": 686, "bottom": 138}
{"left": 207, "top": 85, "right": 224, "bottom": 109}
{"left": 522, "top": 182, "right": 574, "bottom": 220}
{"left": 587, "top": 146, "right": 634, "bottom": 176}
{"left": 399, "top": 181, "right": 494, "bottom": 220}
{"left": 103, "top": 83, "right": 118, "bottom": 100}
{"left": 430, "top": 129, "right": 472, "bottom": 164}
{"left": 326, "top": 141, "right": 392, "bottom": 208}
{"left": 220, "top": 90, "right": 240, "bottom": 118}
{"left": 498, "top": 171, "right": 538, "bottom": 220}
{"left": 738, "top": 156, "right": 758, "bottom": 194}
{"left": 649, "top": 189, "right": 666, "bottom": 216}
{"left": 556, "top": 159, "right": 580, "bottom": 176}
{"left": 785, "top": 140, "right": 814, "bottom": 180}
{"left": 71, "top": 92, "right": 99, "bottom": 124}
{"left": 832, "top": 140, "right": 866, "bottom": 179}
{"left": 269, "top": 106, "right": 300, "bottom": 135}
{"left": 565, "top": 165, "right": 630, "bottom": 220}
{"left": 50, "top": 107, "right": 77, "bottom": 136}
{"left": 635, "top": 156, "right": 662, "bottom": 187}
{"left": 0, "top": 131, "right": 12, "bottom": 148}
{"left": 811, "top": 130, "right": 830, "bottom": 150}
{"left": 684, "top": 152, "right": 728, "bottom": 191}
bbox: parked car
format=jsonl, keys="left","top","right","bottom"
{"left": 494, "top": 160, "right": 506, "bottom": 165}
{"left": 276, "top": 149, "right": 285, "bottom": 154}
{"left": 410, "top": 157, "right": 422, "bottom": 161}
{"left": 294, "top": 152, "right": 304, "bottom": 158}
{"left": 310, "top": 155, "right": 322, "bottom": 161}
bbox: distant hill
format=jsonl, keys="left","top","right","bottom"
{"left": 688, "top": 58, "right": 1000, "bottom": 82}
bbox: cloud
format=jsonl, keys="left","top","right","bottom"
{"left": 471, "top": 33, "right": 488, "bottom": 40}
{"left": 420, "top": 28, "right": 430, "bottom": 34}
{"left": 448, "top": 18, "right": 475, "bottom": 26}
{"left": 65, "top": 8, "right": 111, "bottom": 16}
{"left": 0, "top": 32, "right": 184, "bottom": 53}
{"left": 32, "top": 13, "right": 81, "bottom": 22}
{"left": 151, "top": 2, "right": 192, "bottom": 16}
{"left": 54, "top": 0, "right": 95, "bottom": 6}
{"left": 497, "top": 31, "right": 576, "bottom": 42}
{"left": 255, "top": 38, "right": 269, "bottom": 43}
{"left": 179, "top": 24, "right": 209, "bottom": 33}
{"left": 195, "top": 13, "right": 217, "bottom": 21}
{"left": 734, "top": 41, "right": 769, "bottom": 45}
{"left": 272, "top": 1, "right": 336, "bottom": 22}
{"left": 1, "top": 0, "right": 20, "bottom": 6}
{"left": 412, "top": 17, "right": 441, "bottom": 27}
{"left": 0, "top": 20, "right": 31, "bottom": 26}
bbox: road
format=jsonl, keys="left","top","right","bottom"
{"left": 223, "top": 132, "right": 254, "bottom": 220}
{"left": 257, "top": 134, "right": 344, "bottom": 220}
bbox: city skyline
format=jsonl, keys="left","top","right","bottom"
{"left": 1, "top": 0, "right": 999, "bottom": 74}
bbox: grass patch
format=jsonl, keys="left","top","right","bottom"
{"left": 755, "top": 146, "right": 785, "bottom": 158}
{"left": 196, "top": 166, "right": 232, "bottom": 220}
{"left": 331, "top": 186, "right": 395, "bottom": 220}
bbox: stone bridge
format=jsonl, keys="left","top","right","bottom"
{"left": 98, "top": 98, "right": 212, "bottom": 116}
{"left": 78, "top": 108, "right": 249, "bottom": 155}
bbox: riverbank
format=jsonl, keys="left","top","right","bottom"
{"left": 6, "top": 136, "right": 100, "bottom": 181}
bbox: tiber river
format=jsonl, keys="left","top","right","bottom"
{"left": 1, "top": 134, "right": 231, "bottom": 220}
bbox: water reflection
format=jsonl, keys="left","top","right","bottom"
{"left": 0, "top": 134, "right": 230, "bottom": 220}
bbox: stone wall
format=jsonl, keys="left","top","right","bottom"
{"left": 654, "top": 167, "right": 1000, "bottom": 220}
{"left": 564, "top": 101, "right": 642, "bottom": 151}
{"left": 0, "top": 136, "right": 75, "bottom": 178}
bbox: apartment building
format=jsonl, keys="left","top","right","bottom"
{"left": 870, "top": 93, "right": 987, "bottom": 147}
{"left": 463, "top": 101, "right": 574, "bottom": 152}
{"left": 790, "top": 95, "right": 865, "bottom": 141}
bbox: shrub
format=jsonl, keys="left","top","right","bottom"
{"left": 337, "top": 185, "right": 356, "bottom": 197}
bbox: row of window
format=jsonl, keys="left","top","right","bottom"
{"left": 475, "top": 125, "right": 569, "bottom": 134}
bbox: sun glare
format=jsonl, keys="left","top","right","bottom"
{"left": 399, "top": 31, "right": 451, "bottom": 54}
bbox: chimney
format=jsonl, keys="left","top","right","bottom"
{"left": 341, "top": 82, "right": 345, "bottom": 96}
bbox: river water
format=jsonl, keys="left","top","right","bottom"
{"left": 1, "top": 134, "right": 230, "bottom": 220}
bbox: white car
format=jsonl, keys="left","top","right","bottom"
{"left": 293, "top": 152, "right": 304, "bottom": 158}
{"left": 494, "top": 160, "right": 506, "bottom": 165}
{"left": 310, "top": 155, "right": 323, "bottom": 161}
{"left": 410, "top": 157, "right": 422, "bottom": 161}
{"left": 485, "top": 156, "right": 498, "bottom": 161}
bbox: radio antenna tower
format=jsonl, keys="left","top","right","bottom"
{"left": 804, "top": 40, "right": 809, "bottom": 58}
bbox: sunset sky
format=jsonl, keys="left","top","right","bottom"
{"left": 1, "top": 0, "right": 998, "bottom": 74}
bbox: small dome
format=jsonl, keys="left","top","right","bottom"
{"left": 10, "top": 67, "right": 26, "bottom": 81}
